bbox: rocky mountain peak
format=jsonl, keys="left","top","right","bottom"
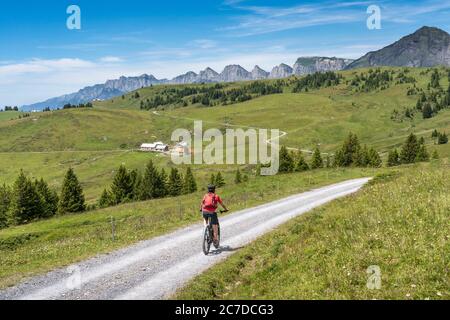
{"left": 269, "top": 63, "right": 293, "bottom": 79}
{"left": 219, "top": 65, "right": 251, "bottom": 82}
{"left": 346, "top": 26, "right": 450, "bottom": 69}
{"left": 251, "top": 65, "right": 269, "bottom": 80}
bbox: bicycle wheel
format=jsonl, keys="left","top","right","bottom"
{"left": 214, "top": 224, "right": 221, "bottom": 249}
{"left": 202, "top": 226, "right": 211, "bottom": 255}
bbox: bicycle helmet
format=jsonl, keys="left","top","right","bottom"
{"left": 207, "top": 184, "right": 216, "bottom": 193}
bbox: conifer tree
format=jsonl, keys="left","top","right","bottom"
{"left": 110, "top": 165, "right": 134, "bottom": 204}
{"left": 34, "top": 178, "right": 58, "bottom": 218}
{"left": 387, "top": 149, "right": 400, "bottom": 167}
{"left": 340, "top": 133, "right": 361, "bottom": 167}
{"left": 209, "top": 173, "right": 216, "bottom": 186}
{"left": 400, "top": 133, "right": 420, "bottom": 164}
{"left": 431, "top": 129, "right": 438, "bottom": 138}
{"left": 279, "top": 146, "right": 294, "bottom": 173}
{"left": 183, "top": 167, "right": 197, "bottom": 194}
{"left": 168, "top": 168, "right": 183, "bottom": 197}
{"left": 215, "top": 172, "right": 225, "bottom": 187}
{"left": 310, "top": 147, "right": 324, "bottom": 169}
{"left": 139, "top": 160, "right": 159, "bottom": 200}
{"left": 98, "top": 189, "right": 112, "bottom": 208}
{"left": 0, "top": 184, "right": 11, "bottom": 229}
{"left": 234, "top": 168, "right": 242, "bottom": 184}
{"left": 354, "top": 145, "right": 369, "bottom": 167}
{"left": 422, "top": 103, "right": 433, "bottom": 119}
{"left": 367, "top": 148, "right": 382, "bottom": 167}
{"left": 58, "top": 168, "right": 86, "bottom": 214}
{"left": 295, "top": 152, "right": 310, "bottom": 171}
{"left": 10, "top": 171, "right": 44, "bottom": 224}
{"left": 160, "top": 168, "right": 168, "bottom": 197}
{"left": 416, "top": 144, "right": 430, "bottom": 162}
{"left": 437, "top": 132, "right": 448, "bottom": 144}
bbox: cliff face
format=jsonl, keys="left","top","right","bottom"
{"left": 269, "top": 64, "right": 293, "bottom": 79}
{"left": 293, "top": 57, "right": 352, "bottom": 75}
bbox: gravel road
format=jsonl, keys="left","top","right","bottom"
{"left": 0, "top": 178, "right": 370, "bottom": 300}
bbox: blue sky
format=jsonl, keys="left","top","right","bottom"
{"left": 2, "top": 0, "right": 450, "bottom": 106}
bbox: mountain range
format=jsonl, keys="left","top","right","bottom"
{"left": 22, "top": 26, "right": 450, "bottom": 111}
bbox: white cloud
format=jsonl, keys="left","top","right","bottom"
{"left": 192, "top": 39, "right": 218, "bottom": 49}
{"left": 221, "top": 0, "right": 450, "bottom": 36}
{"left": 99, "top": 56, "right": 124, "bottom": 63}
{"left": 0, "top": 58, "right": 95, "bottom": 77}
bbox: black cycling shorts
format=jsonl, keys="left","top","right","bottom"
{"left": 203, "top": 212, "right": 219, "bottom": 225}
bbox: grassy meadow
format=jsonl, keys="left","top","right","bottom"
{"left": 0, "top": 66, "right": 448, "bottom": 294}
{"left": 175, "top": 162, "right": 450, "bottom": 300}
{"left": 0, "top": 167, "right": 377, "bottom": 289}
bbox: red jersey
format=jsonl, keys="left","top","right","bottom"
{"left": 201, "top": 193, "right": 223, "bottom": 213}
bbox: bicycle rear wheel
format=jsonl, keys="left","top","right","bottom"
{"left": 214, "top": 224, "right": 221, "bottom": 249}
{"left": 202, "top": 227, "right": 211, "bottom": 255}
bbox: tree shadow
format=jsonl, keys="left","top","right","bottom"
{"left": 210, "top": 245, "right": 245, "bottom": 255}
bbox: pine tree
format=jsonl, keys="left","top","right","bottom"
{"left": 183, "top": 167, "right": 197, "bottom": 194}
{"left": 422, "top": 103, "right": 433, "bottom": 119}
{"left": 160, "top": 169, "right": 168, "bottom": 197}
{"left": 34, "top": 178, "right": 58, "bottom": 218}
{"left": 98, "top": 189, "right": 112, "bottom": 208}
{"left": 431, "top": 129, "right": 438, "bottom": 138}
{"left": 367, "top": 148, "right": 382, "bottom": 167}
{"left": 0, "top": 184, "right": 11, "bottom": 229}
{"left": 58, "top": 168, "right": 86, "bottom": 214}
{"left": 215, "top": 172, "right": 225, "bottom": 187}
{"left": 295, "top": 152, "right": 310, "bottom": 171}
{"left": 234, "top": 169, "right": 242, "bottom": 184}
{"left": 400, "top": 133, "right": 420, "bottom": 164}
{"left": 437, "top": 132, "right": 448, "bottom": 145}
{"left": 338, "top": 133, "right": 361, "bottom": 167}
{"left": 310, "top": 147, "right": 324, "bottom": 169}
{"left": 139, "top": 160, "right": 159, "bottom": 200}
{"left": 153, "top": 168, "right": 167, "bottom": 199}
{"left": 209, "top": 173, "right": 216, "bottom": 186}
{"left": 110, "top": 165, "right": 134, "bottom": 205}
{"left": 416, "top": 144, "right": 430, "bottom": 162}
{"left": 387, "top": 149, "right": 400, "bottom": 167}
{"left": 431, "top": 69, "right": 440, "bottom": 88}
{"left": 279, "top": 146, "right": 294, "bottom": 173}
{"left": 168, "top": 168, "right": 183, "bottom": 197}
{"left": 354, "top": 145, "right": 369, "bottom": 167}
{"left": 10, "top": 171, "right": 44, "bottom": 224}
{"left": 129, "top": 169, "right": 141, "bottom": 200}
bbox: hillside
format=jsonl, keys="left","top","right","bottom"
{"left": 0, "top": 66, "right": 449, "bottom": 295}
{"left": 95, "top": 67, "right": 450, "bottom": 155}
{"left": 175, "top": 163, "right": 450, "bottom": 300}
{"left": 0, "top": 67, "right": 449, "bottom": 203}
{"left": 347, "top": 27, "right": 450, "bottom": 69}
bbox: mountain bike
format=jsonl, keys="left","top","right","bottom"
{"left": 202, "top": 210, "right": 228, "bottom": 255}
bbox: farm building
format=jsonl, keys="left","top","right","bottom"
{"left": 140, "top": 141, "right": 169, "bottom": 152}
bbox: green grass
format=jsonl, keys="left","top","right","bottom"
{"left": 174, "top": 162, "right": 450, "bottom": 300}
{"left": 0, "top": 150, "right": 166, "bottom": 203}
{"left": 0, "top": 167, "right": 379, "bottom": 289}
{"left": 0, "top": 111, "right": 22, "bottom": 122}
{"left": 0, "top": 66, "right": 449, "bottom": 294}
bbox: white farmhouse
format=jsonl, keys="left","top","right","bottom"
{"left": 140, "top": 141, "right": 169, "bottom": 153}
